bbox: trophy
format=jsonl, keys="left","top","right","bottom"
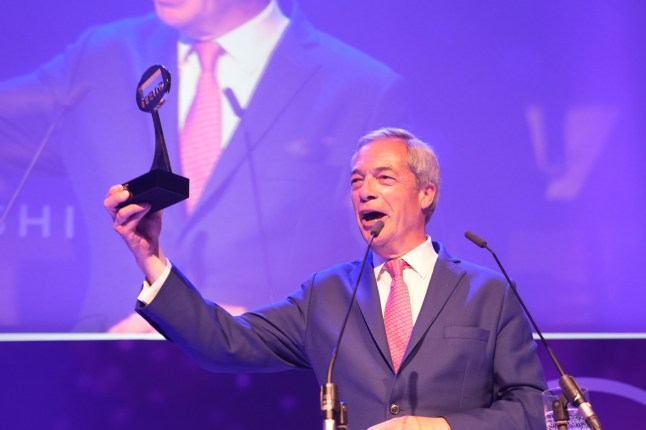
{"left": 118, "top": 64, "right": 189, "bottom": 213}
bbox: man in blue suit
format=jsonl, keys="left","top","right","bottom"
{"left": 0, "top": 0, "right": 409, "bottom": 331}
{"left": 105, "top": 127, "right": 546, "bottom": 429}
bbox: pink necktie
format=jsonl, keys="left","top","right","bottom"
{"left": 383, "top": 259, "right": 413, "bottom": 373}
{"left": 180, "top": 41, "right": 224, "bottom": 213}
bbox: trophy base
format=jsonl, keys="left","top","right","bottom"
{"left": 118, "top": 169, "right": 189, "bottom": 213}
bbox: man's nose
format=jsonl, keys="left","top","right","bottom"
{"left": 359, "top": 177, "right": 378, "bottom": 201}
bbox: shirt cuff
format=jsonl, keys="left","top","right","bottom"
{"left": 137, "top": 258, "right": 172, "bottom": 305}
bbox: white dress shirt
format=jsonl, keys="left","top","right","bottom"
{"left": 372, "top": 237, "right": 438, "bottom": 324}
{"left": 177, "top": 0, "right": 289, "bottom": 147}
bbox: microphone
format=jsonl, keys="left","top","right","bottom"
{"left": 321, "top": 220, "right": 384, "bottom": 430}
{"left": 0, "top": 84, "right": 90, "bottom": 229}
{"left": 221, "top": 87, "right": 277, "bottom": 300}
{"left": 223, "top": 88, "right": 244, "bottom": 118}
{"left": 464, "top": 231, "right": 603, "bottom": 430}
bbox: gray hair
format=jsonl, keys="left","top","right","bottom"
{"left": 352, "top": 127, "right": 441, "bottom": 222}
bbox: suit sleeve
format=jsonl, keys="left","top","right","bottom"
{"left": 0, "top": 26, "right": 96, "bottom": 173}
{"left": 442, "top": 282, "right": 547, "bottom": 430}
{"left": 137, "top": 266, "right": 314, "bottom": 373}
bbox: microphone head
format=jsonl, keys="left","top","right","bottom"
{"left": 465, "top": 231, "right": 487, "bottom": 248}
{"left": 223, "top": 87, "right": 244, "bottom": 118}
{"left": 370, "top": 220, "right": 385, "bottom": 237}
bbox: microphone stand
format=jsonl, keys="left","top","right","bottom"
{"left": 464, "top": 231, "right": 603, "bottom": 430}
{"left": 551, "top": 392, "right": 571, "bottom": 430}
{"left": 322, "top": 221, "right": 384, "bottom": 430}
{"left": 222, "top": 88, "right": 274, "bottom": 300}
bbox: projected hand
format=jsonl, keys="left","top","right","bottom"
{"left": 104, "top": 184, "right": 166, "bottom": 283}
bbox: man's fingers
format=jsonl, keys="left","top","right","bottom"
{"left": 105, "top": 184, "right": 128, "bottom": 202}
{"left": 106, "top": 184, "right": 124, "bottom": 195}
{"left": 104, "top": 184, "right": 132, "bottom": 217}
{"left": 113, "top": 202, "right": 151, "bottom": 230}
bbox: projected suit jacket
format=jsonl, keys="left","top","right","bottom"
{"left": 139, "top": 242, "right": 547, "bottom": 430}
{"left": 0, "top": 5, "right": 410, "bottom": 331}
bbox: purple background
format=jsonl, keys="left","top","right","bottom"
{"left": 1, "top": 1, "right": 644, "bottom": 333}
{"left": 0, "top": 2, "right": 645, "bottom": 427}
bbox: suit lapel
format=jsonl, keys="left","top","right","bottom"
{"left": 401, "top": 243, "right": 465, "bottom": 367}
{"left": 232, "top": 7, "right": 320, "bottom": 147}
{"left": 353, "top": 244, "right": 466, "bottom": 374}
{"left": 192, "top": 8, "right": 321, "bottom": 216}
{"left": 353, "top": 252, "right": 392, "bottom": 367}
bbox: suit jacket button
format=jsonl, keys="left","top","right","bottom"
{"left": 389, "top": 403, "right": 400, "bottom": 415}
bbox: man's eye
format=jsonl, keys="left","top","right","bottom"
{"left": 378, "top": 175, "right": 395, "bottom": 181}
{"left": 351, "top": 177, "right": 363, "bottom": 186}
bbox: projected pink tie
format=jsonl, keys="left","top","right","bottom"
{"left": 180, "top": 41, "right": 223, "bottom": 213}
{"left": 383, "top": 259, "right": 413, "bottom": 373}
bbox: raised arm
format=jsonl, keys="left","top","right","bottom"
{"left": 104, "top": 184, "right": 166, "bottom": 284}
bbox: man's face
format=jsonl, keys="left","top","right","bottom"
{"left": 351, "top": 138, "right": 436, "bottom": 259}
{"left": 153, "top": 0, "right": 251, "bottom": 39}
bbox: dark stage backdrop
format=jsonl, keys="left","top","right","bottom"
{"left": 0, "top": 337, "right": 645, "bottom": 428}
{"left": 0, "top": 3, "right": 644, "bottom": 330}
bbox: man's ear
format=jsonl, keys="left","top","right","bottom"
{"left": 419, "top": 183, "right": 436, "bottom": 211}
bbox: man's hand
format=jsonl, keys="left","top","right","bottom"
{"left": 368, "top": 416, "right": 451, "bottom": 430}
{"left": 104, "top": 184, "right": 166, "bottom": 282}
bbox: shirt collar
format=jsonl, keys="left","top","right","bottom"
{"left": 178, "top": 0, "right": 289, "bottom": 73}
{"left": 373, "top": 236, "right": 437, "bottom": 279}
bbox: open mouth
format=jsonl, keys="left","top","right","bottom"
{"left": 361, "top": 211, "right": 386, "bottom": 224}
